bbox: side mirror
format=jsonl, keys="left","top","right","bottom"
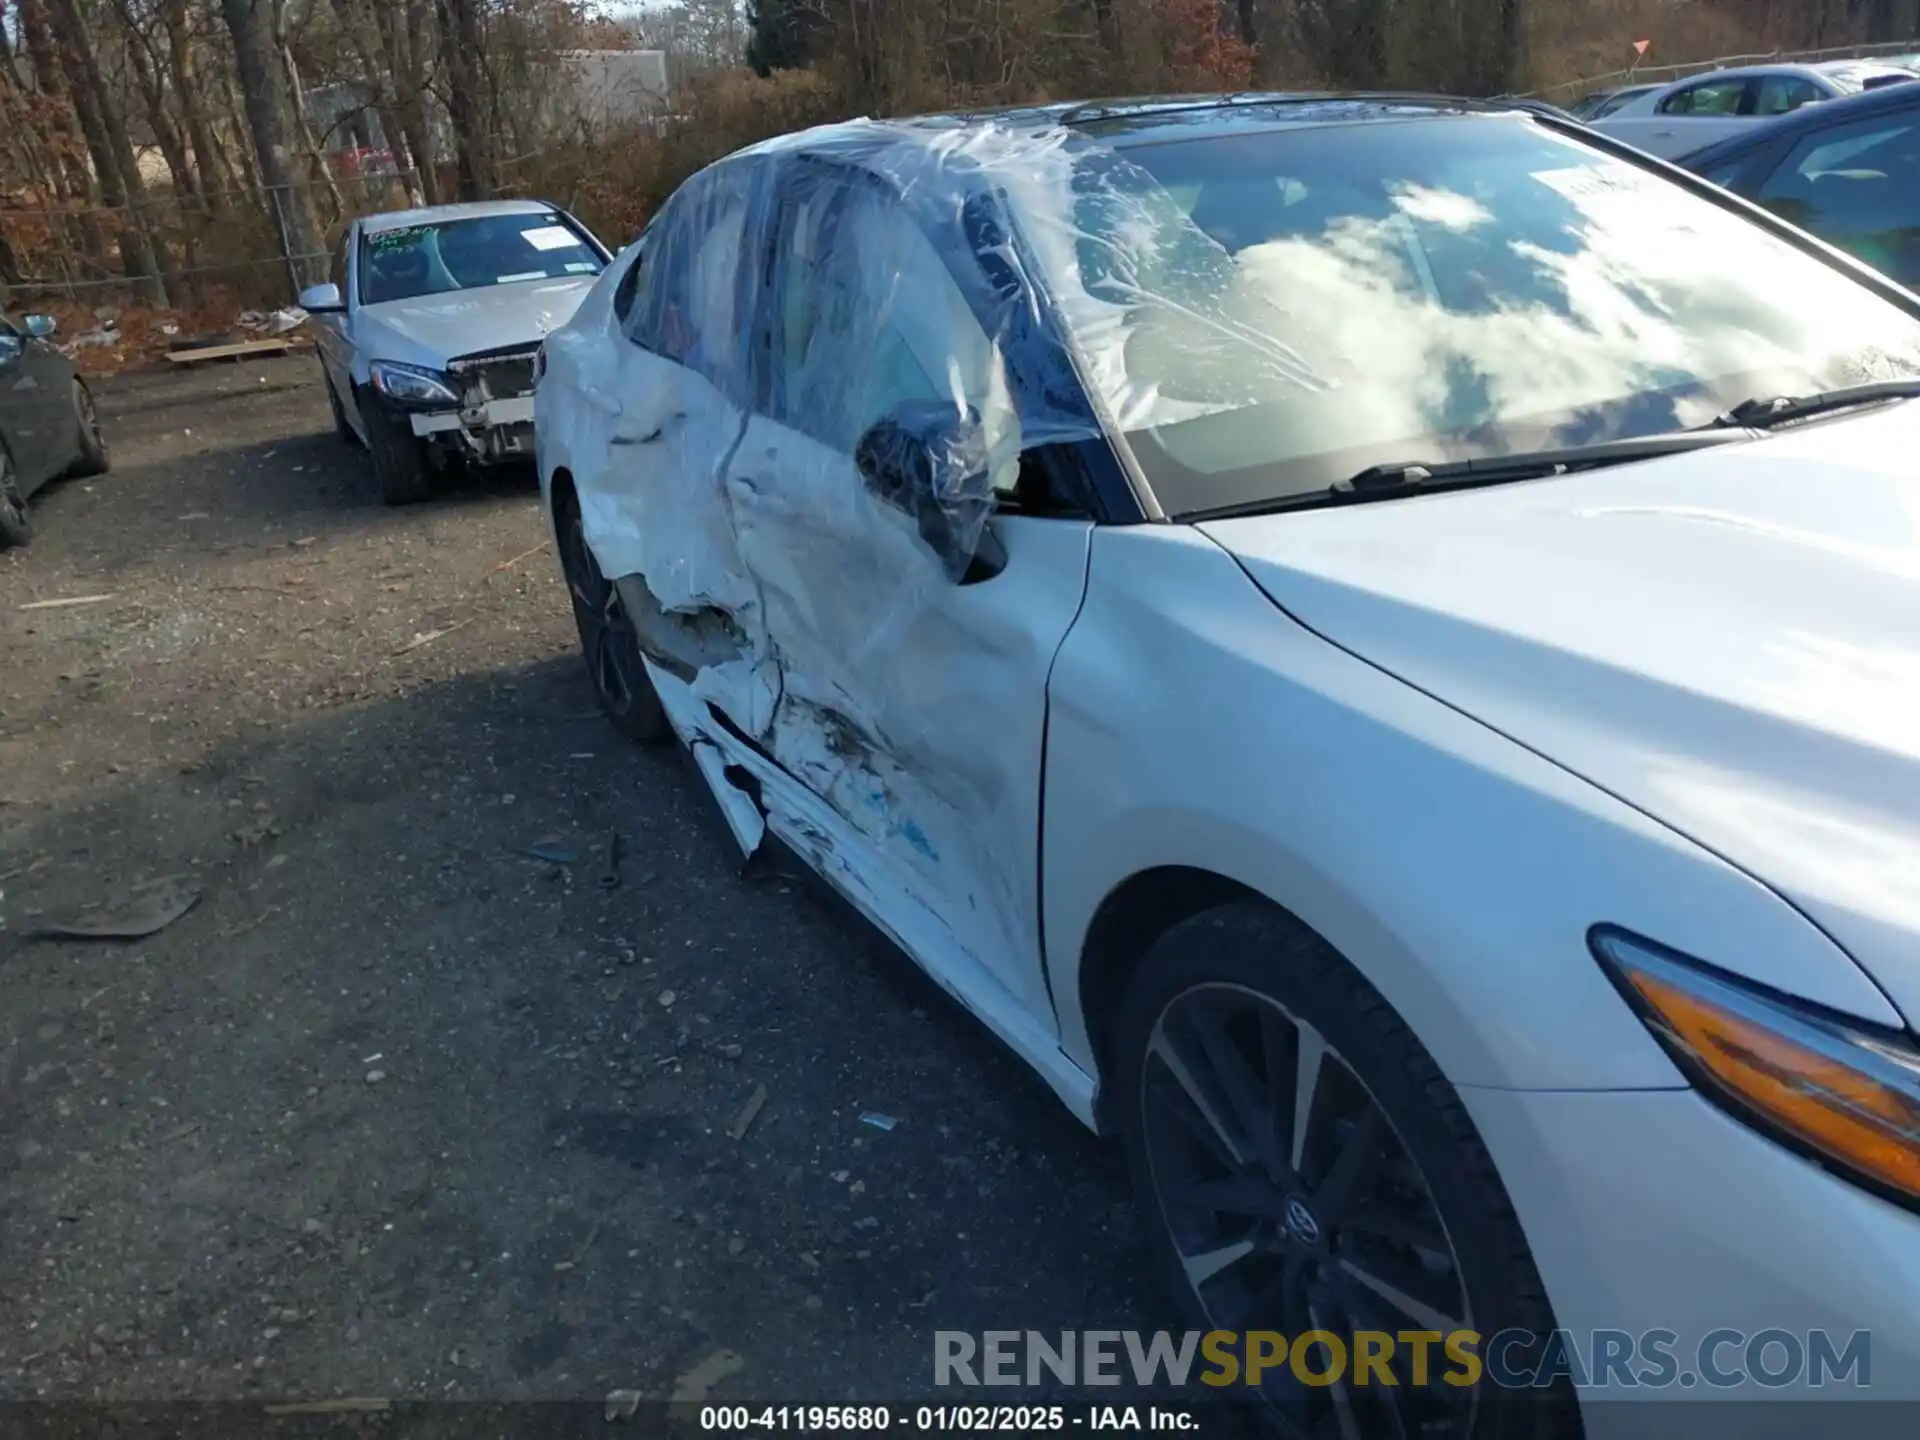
{"left": 854, "top": 400, "right": 1005, "bottom": 585}
{"left": 298, "top": 282, "right": 345, "bottom": 313}
{"left": 23, "top": 314, "right": 57, "bottom": 339}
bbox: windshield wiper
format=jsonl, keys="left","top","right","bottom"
{"left": 1185, "top": 429, "right": 1752, "bottom": 522}
{"left": 1707, "top": 378, "right": 1920, "bottom": 431}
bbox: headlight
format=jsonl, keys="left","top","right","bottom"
{"left": 1592, "top": 926, "right": 1920, "bottom": 1207}
{"left": 369, "top": 360, "right": 459, "bottom": 404}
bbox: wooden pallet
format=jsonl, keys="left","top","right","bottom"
{"left": 165, "top": 337, "right": 295, "bottom": 366}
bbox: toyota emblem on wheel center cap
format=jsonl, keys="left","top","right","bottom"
{"left": 1285, "top": 1197, "right": 1321, "bottom": 1244}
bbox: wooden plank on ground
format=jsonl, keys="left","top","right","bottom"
{"left": 165, "top": 338, "right": 294, "bottom": 366}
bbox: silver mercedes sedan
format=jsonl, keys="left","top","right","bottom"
{"left": 299, "top": 199, "right": 610, "bottom": 504}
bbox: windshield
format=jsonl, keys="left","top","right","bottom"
{"left": 1011, "top": 116, "right": 1920, "bottom": 516}
{"left": 358, "top": 213, "right": 604, "bottom": 305}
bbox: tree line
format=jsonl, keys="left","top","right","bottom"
{"left": 2, "top": 0, "right": 1915, "bottom": 310}
{"left": 0, "top": 0, "right": 629, "bottom": 305}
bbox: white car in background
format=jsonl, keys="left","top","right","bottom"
{"left": 1591, "top": 59, "right": 1915, "bottom": 158}
{"left": 300, "top": 200, "right": 610, "bottom": 504}
{"left": 538, "top": 96, "right": 1920, "bottom": 1435}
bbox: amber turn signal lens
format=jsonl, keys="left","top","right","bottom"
{"left": 1595, "top": 928, "right": 1920, "bottom": 1206}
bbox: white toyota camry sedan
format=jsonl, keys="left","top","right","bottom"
{"left": 536, "top": 95, "right": 1920, "bottom": 1437}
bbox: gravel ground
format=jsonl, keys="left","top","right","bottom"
{"left": 0, "top": 359, "right": 1173, "bottom": 1411}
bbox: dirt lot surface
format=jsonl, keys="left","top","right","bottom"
{"left": 0, "top": 359, "right": 1169, "bottom": 1410}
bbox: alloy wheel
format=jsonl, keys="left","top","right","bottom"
{"left": 560, "top": 507, "right": 644, "bottom": 721}
{"left": 1139, "top": 982, "right": 1475, "bottom": 1439}
{"left": 78, "top": 383, "right": 104, "bottom": 454}
{"left": 0, "top": 454, "right": 26, "bottom": 538}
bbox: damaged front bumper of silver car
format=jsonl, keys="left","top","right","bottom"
{"left": 404, "top": 346, "right": 542, "bottom": 464}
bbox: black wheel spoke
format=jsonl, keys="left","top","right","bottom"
{"left": 1161, "top": 1172, "right": 1283, "bottom": 1220}
{"left": 1148, "top": 1028, "right": 1251, "bottom": 1170}
{"left": 1308, "top": 1303, "right": 1368, "bottom": 1440}
{"left": 592, "top": 622, "right": 633, "bottom": 711}
{"left": 1186, "top": 1003, "right": 1276, "bottom": 1175}
{"left": 1342, "top": 1199, "right": 1449, "bottom": 1254}
{"left": 1314, "top": 1108, "right": 1385, "bottom": 1224}
{"left": 1290, "top": 1017, "right": 1328, "bottom": 1176}
{"left": 1258, "top": 1008, "right": 1297, "bottom": 1182}
{"left": 1337, "top": 1255, "right": 1465, "bottom": 1335}
{"left": 1178, "top": 1236, "right": 1257, "bottom": 1289}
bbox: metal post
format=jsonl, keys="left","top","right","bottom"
{"left": 267, "top": 181, "right": 299, "bottom": 295}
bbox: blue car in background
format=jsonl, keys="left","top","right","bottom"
{"left": 1682, "top": 80, "right": 1920, "bottom": 288}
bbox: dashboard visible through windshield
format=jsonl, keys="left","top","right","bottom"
{"left": 1020, "top": 115, "right": 1920, "bottom": 517}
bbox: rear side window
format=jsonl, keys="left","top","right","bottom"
{"left": 628, "top": 172, "right": 755, "bottom": 401}
{"left": 1754, "top": 76, "right": 1825, "bottom": 116}
{"left": 1755, "top": 112, "right": 1920, "bottom": 285}
{"left": 1662, "top": 79, "right": 1747, "bottom": 116}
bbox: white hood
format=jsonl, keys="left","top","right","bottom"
{"left": 359, "top": 276, "right": 595, "bottom": 365}
{"left": 1202, "top": 401, "right": 1920, "bottom": 1029}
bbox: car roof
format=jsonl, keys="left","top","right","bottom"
{"left": 1681, "top": 79, "right": 1920, "bottom": 169}
{"left": 358, "top": 200, "right": 559, "bottom": 235}
{"left": 727, "top": 92, "right": 1549, "bottom": 185}
{"left": 1812, "top": 58, "right": 1913, "bottom": 77}
{"left": 1651, "top": 62, "right": 1839, "bottom": 90}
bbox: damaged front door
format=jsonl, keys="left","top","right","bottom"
{"left": 718, "top": 168, "right": 1095, "bottom": 1031}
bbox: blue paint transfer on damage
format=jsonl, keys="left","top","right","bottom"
{"left": 899, "top": 820, "right": 939, "bottom": 863}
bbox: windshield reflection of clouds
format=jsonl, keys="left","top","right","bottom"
{"left": 1021, "top": 125, "right": 1920, "bottom": 498}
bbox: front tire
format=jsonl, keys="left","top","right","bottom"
{"left": 555, "top": 486, "right": 671, "bottom": 745}
{"left": 1115, "top": 901, "right": 1578, "bottom": 1440}
{"left": 68, "top": 379, "right": 109, "bottom": 478}
{"left": 366, "top": 396, "right": 433, "bottom": 505}
{"left": 0, "top": 445, "right": 30, "bottom": 548}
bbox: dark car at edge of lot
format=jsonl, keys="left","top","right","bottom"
{"left": 0, "top": 310, "right": 111, "bottom": 548}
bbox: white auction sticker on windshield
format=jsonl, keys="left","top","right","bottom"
{"left": 1531, "top": 163, "right": 1649, "bottom": 200}
{"left": 520, "top": 225, "right": 578, "bottom": 251}
{"left": 1532, "top": 161, "right": 1708, "bottom": 232}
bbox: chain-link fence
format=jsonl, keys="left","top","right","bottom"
{"left": 0, "top": 166, "right": 426, "bottom": 309}
{"left": 1, "top": 145, "right": 592, "bottom": 311}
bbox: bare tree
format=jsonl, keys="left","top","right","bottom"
{"left": 221, "top": 0, "right": 326, "bottom": 290}
{"left": 398, "top": 0, "right": 442, "bottom": 202}
{"left": 42, "top": 0, "right": 173, "bottom": 303}
{"left": 326, "top": 0, "right": 423, "bottom": 203}
{"left": 8, "top": 0, "right": 115, "bottom": 275}
{"left": 436, "top": 0, "right": 492, "bottom": 198}
{"left": 162, "top": 0, "right": 238, "bottom": 207}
